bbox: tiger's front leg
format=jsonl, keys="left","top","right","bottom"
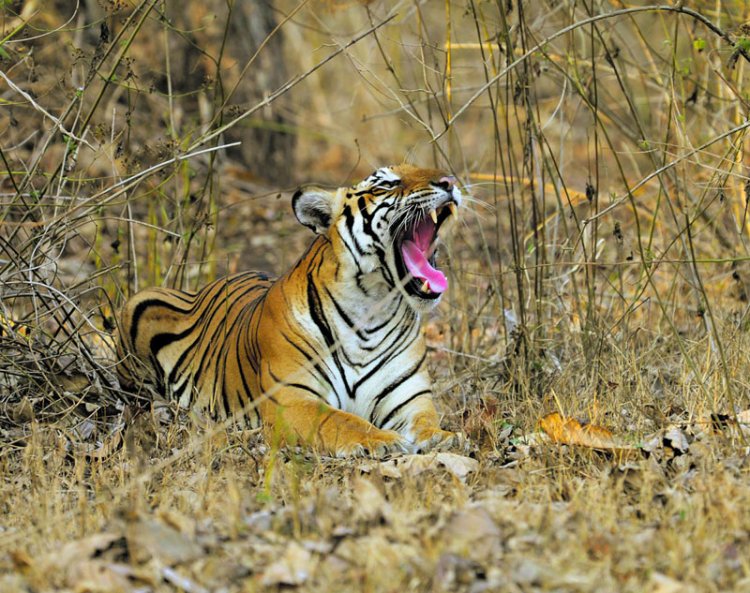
{"left": 260, "top": 393, "right": 409, "bottom": 458}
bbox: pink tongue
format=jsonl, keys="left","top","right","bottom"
{"left": 401, "top": 236, "right": 448, "bottom": 294}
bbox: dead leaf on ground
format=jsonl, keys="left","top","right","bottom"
{"left": 125, "top": 515, "right": 203, "bottom": 565}
{"left": 512, "top": 557, "right": 545, "bottom": 586}
{"left": 441, "top": 505, "right": 502, "bottom": 562}
{"left": 260, "top": 541, "right": 315, "bottom": 587}
{"left": 162, "top": 566, "right": 210, "bottom": 593}
{"left": 710, "top": 409, "right": 750, "bottom": 436}
{"left": 433, "top": 553, "right": 486, "bottom": 593}
{"left": 12, "top": 532, "right": 127, "bottom": 591}
{"left": 71, "top": 425, "right": 124, "bottom": 460}
{"left": 360, "top": 452, "right": 479, "bottom": 483}
{"left": 30, "top": 532, "right": 121, "bottom": 574}
{"left": 641, "top": 425, "right": 693, "bottom": 461}
{"left": 336, "top": 533, "right": 419, "bottom": 575}
{"left": 705, "top": 410, "right": 750, "bottom": 438}
{"left": 69, "top": 560, "right": 137, "bottom": 593}
{"left": 663, "top": 426, "right": 690, "bottom": 455}
{"left": 648, "top": 571, "right": 695, "bottom": 593}
{"left": 352, "top": 476, "right": 390, "bottom": 523}
{"left": 539, "top": 412, "right": 638, "bottom": 457}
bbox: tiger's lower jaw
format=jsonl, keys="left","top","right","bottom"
{"left": 402, "top": 277, "right": 444, "bottom": 303}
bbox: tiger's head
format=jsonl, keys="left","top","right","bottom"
{"left": 293, "top": 164, "right": 462, "bottom": 311}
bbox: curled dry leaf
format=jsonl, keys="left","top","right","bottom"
{"left": 663, "top": 426, "right": 690, "bottom": 455}
{"left": 539, "top": 412, "right": 638, "bottom": 456}
{"left": 428, "top": 452, "right": 479, "bottom": 482}
{"left": 71, "top": 426, "right": 124, "bottom": 460}
{"left": 361, "top": 452, "right": 479, "bottom": 483}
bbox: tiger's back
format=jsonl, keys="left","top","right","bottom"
{"left": 117, "top": 272, "right": 273, "bottom": 425}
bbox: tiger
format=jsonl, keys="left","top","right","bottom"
{"left": 116, "top": 164, "right": 462, "bottom": 457}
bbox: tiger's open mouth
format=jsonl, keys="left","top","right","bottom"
{"left": 395, "top": 201, "right": 459, "bottom": 300}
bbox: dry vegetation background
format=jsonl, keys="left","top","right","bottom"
{"left": 1, "top": 0, "right": 750, "bottom": 591}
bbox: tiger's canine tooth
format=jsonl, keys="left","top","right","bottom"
{"left": 448, "top": 203, "right": 458, "bottom": 218}
{"left": 421, "top": 281, "right": 430, "bottom": 292}
{"left": 429, "top": 209, "right": 438, "bottom": 224}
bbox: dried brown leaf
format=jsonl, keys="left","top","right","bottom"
{"left": 432, "top": 452, "right": 480, "bottom": 481}
{"left": 539, "top": 412, "right": 638, "bottom": 456}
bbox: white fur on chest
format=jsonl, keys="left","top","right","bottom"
{"left": 299, "top": 289, "right": 431, "bottom": 427}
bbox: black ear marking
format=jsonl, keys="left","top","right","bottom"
{"left": 291, "top": 188, "right": 305, "bottom": 218}
{"left": 292, "top": 188, "right": 334, "bottom": 235}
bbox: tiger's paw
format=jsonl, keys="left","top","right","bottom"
{"left": 335, "top": 429, "right": 410, "bottom": 459}
{"left": 412, "top": 428, "right": 465, "bottom": 454}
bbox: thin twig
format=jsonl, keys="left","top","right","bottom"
{"left": 441, "top": 5, "right": 750, "bottom": 139}
{"left": 0, "top": 69, "right": 95, "bottom": 151}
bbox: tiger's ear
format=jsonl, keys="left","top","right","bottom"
{"left": 292, "top": 188, "right": 335, "bottom": 234}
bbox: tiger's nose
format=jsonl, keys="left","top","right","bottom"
{"left": 434, "top": 176, "right": 456, "bottom": 191}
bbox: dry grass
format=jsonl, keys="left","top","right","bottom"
{"left": 1, "top": 0, "right": 750, "bottom": 591}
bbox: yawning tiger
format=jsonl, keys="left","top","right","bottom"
{"left": 116, "top": 164, "right": 462, "bottom": 456}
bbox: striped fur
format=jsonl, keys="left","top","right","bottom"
{"left": 116, "top": 164, "right": 461, "bottom": 456}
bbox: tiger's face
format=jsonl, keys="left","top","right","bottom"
{"left": 293, "top": 164, "right": 462, "bottom": 311}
